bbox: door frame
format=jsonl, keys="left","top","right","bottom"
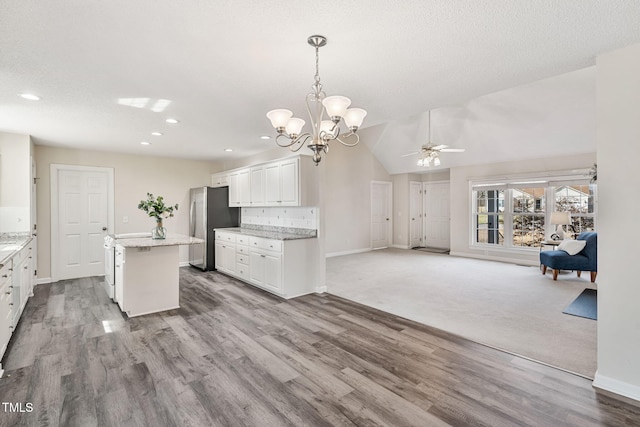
{"left": 50, "top": 164, "right": 115, "bottom": 282}
{"left": 370, "top": 181, "right": 393, "bottom": 249}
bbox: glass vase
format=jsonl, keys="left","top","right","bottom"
{"left": 152, "top": 220, "right": 166, "bottom": 239}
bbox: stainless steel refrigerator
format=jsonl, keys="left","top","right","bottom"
{"left": 189, "top": 186, "right": 240, "bottom": 270}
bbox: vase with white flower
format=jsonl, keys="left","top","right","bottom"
{"left": 137, "top": 193, "right": 179, "bottom": 239}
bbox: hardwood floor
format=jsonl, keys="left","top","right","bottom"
{"left": 1, "top": 268, "right": 639, "bottom": 427}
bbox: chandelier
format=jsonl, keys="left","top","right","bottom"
{"left": 417, "top": 149, "right": 441, "bottom": 167}
{"left": 266, "top": 35, "right": 367, "bottom": 165}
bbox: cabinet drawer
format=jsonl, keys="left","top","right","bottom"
{"left": 249, "top": 237, "right": 282, "bottom": 252}
{"left": 236, "top": 254, "right": 249, "bottom": 265}
{"left": 236, "top": 245, "right": 249, "bottom": 255}
{"left": 235, "top": 263, "right": 250, "bottom": 280}
{"left": 215, "top": 232, "right": 236, "bottom": 243}
{"left": 236, "top": 235, "right": 250, "bottom": 246}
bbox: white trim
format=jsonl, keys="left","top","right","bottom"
{"left": 179, "top": 261, "right": 190, "bottom": 267}
{"left": 36, "top": 277, "right": 52, "bottom": 285}
{"left": 315, "top": 286, "right": 327, "bottom": 294}
{"left": 391, "top": 244, "right": 410, "bottom": 249}
{"left": 50, "top": 164, "right": 115, "bottom": 282}
{"left": 326, "top": 248, "right": 371, "bottom": 258}
{"left": 593, "top": 371, "right": 640, "bottom": 402}
{"left": 371, "top": 180, "right": 393, "bottom": 249}
{"left": 449, "top": 251, "right": 539, "bottom": 267}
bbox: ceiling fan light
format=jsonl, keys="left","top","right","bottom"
{"left": 266, "top": 109, "right": 293, "bottom": 130}
{"left": 434, "top": 156, "right": 441, "bottom": 166}
{"left": 285, "top": 117, "right": 305, "bottom": 137}
{"left": 344, "top": 108, "right": 367, "bottom": 129}
{"left": 322, "top": 96, "right": 351, "bottom": 119}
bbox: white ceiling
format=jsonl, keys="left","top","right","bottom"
{"left": 1, "top": 1, "right": 639, "bottom": 172}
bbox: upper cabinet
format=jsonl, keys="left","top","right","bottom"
{"left": 211, "top": 172, "right": 228, "bottom": 188}
{"left": 220, "top": 155, "right": 316, "bottom": 207}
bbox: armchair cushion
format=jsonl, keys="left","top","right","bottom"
{"left": 557, "top": 239, "right": 586, "bottom": 255}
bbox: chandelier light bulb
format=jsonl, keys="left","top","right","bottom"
{"left": 285, "top": 118, "right": 305, "bottom": 137}
{"left": 320, "top": 120, "right": 336, "bottom": 138}
{"left": 266, "top": 109, "right": 293, "bottom": 130}
{"left": 344, "top": 108, "right": 367, "bottom": 129}
{"left": 322, "top": 96, "right": 351, "bottom": 120}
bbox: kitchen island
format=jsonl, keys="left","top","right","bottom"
{"left": 114, "top": 234, "right": 203, "bottom": 317}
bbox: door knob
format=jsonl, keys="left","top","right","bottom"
{"left": 102, "top": 227, "right": 108, "bottom": 231}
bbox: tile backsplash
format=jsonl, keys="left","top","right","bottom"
{"left": 241, "top": 207, "right": 318, "bottom": 230}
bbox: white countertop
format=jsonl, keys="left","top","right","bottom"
{"left": 214, "top": 227, "right": 316, "bottom": 241}
{"left": 115, "top": 234, "right": 204, "bottom": 248}
{"left": 0, "top": 236, "right": 33, "bottom": 268}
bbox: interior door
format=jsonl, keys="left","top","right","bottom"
{"left": 371, "top": 181, "right": 392, "bottom": 249}
{"left": 56, "top": 167, "right": 111, "bottom": 280}
{"left": 423, "top": 182, "right": 451, "bottom": 249}
{"left": 410, "top": 181, "right": 423, "bottom": 248}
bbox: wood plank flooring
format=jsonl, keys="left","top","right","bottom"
{"left": 1, "top": 268, "right": 640, "bottom": 426}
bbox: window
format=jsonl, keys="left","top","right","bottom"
{"left": 511, "top": 187, "right": 545, "bottom": 247}
{"left": 471, "top": 177, "right": 597, "bottom": 250}
{"left": 554, "top": 184, "right": 596, "bottom": 237}
{"left": 475, "top": 189, "right": 504, "bottom": 245}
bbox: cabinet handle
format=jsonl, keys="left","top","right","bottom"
{"left": 5, "top": 292, "right": 10, "bottom": 295}
{"left": 261, "top": 254, "right": 266, "bottom": 258}
{"left": 9, "top": 326, "right": 13, "bottom": 330}
{"left": 24, "top": 266, "right": 28, "bottom": 269}
{"left": 1, "top": 274, "right": 7, "bottom": 278}
{"left": 9, "top": 286, "right": 13, "bottom": 289}
{"left": 9, "top": 303, "right": 13, "bottom": 306}
{"left": 29, "top": 256, "right": 32, "bottom": 259}
{"left": 269, "top": 245, "right": 273, "bottom": 248}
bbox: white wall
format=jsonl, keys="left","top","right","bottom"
{"left": 449, "top": 153, "right": 596, "bottom": 265}
{"left": 0, "top": 131, "right": 31, "bottom": 232}
{"left": 593, "top": 42, "right": 640, "bottom": 400}
{"left": 35, "top": 145, "right": 215, "bottom": 280}
{"left": 322, "top": 139, "right": 391, "bottom": 256}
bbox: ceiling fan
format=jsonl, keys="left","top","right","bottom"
{"left": 401, "top": 110, "right": 465, "bottom": 167}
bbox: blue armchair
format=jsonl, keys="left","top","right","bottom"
{"left": 540, "top": 232, "right": 597, "bottom": 282}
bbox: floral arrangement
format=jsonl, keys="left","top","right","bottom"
{"left": 137, "top": 193, "right": 179, "bottom": 222}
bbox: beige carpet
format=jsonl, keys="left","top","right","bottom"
{"left": 326, "top": 248, "right": 597, "bottom": 378}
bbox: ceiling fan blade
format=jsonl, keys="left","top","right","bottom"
{"left": 401, "top": 151, "right": 419, "bottom": 157}
{"left": 431, "top": 144, "right": 448, "bottom": 150}
{"left": 440, "top": 148, "right": 466, "bottom": 152}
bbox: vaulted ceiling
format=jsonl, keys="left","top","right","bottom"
{"left": 1, "top": 1, "right": 639, "bottom": 172}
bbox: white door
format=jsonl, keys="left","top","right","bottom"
{"left": 423, "top": 182, "right": 450, "bottom": 249}
{"left": 410, "top": 181, "right": 423, "bottom": 248}
{"left": 52, "top": 165, "right": 113, "bottom": 281}
{"left": 371, "top": 181, "right": 392, "bottom": 249}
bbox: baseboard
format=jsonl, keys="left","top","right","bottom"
{"left": 390, "top": 244, "right": 410, "bottom": 249}
{"left": 315, "top": 286, "right": 327, "bottom": 294}
{"left": 449, "top": 251, "right": 538, "bottom": 267}
{"left": 593, "top": 371, "right": 640, "bottom": 402}
{"left": 36, "top": 277, "right": 52, "bottom": 285}
{"left": 326, "top": 248, "right": 371, "bottom": 258}
{"left": 179, "top": 261, "right": 190, "bottom": 267}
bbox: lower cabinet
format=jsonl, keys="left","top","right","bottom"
{"left": 0, "top": 263, "right": 13, "bottom": 362}
{"left": 214, "top": 230, "right": 318, "bottom": 299}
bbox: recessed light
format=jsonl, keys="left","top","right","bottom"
{"left": 20, "top": 93, "right": 40, "bottom": 101}
{"left": 260, "top": 135, "right": 271, "bottom": 140}
{"left": 140, "top": 141, "right": 151, "bottom": 145}
{"left": 165, "top": 118, "right": 179, "bottom": 124}
{"left": 151, "top": 132, "right": 163, "bottom": 136}
{"left": 224, "top": 148, "right": 233, "bottom": 152}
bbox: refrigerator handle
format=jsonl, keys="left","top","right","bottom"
{"left": 190, "top": 200, "right": 196, "bottom": 237}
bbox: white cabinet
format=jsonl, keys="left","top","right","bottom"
{"left": 114, "top": 243, "right": 181, "bottom": 317}
{"left": 214, "top": 231, "right": 237, "bottom": 275}
{"left": 226, "top": 156, "right": 314, "bottom": 207}
{"left": 250, "top": 166, "right": 265, "bottom": 206}
{"left": 211, "top": 172, "right": 229, "bottom": 188}
{"left": 228, "top": 168, "right": 251, "bottom": 207}
{"left": 0, "top": 262, "right": 13, "bottom": 362}
{"left": 249, "top": 236, "right": 283, "bottom": 294}
{"left": 264, "top": 158, "right": 299, "bottom": 206}
{"left": 214, "top": 230, "right": 318, "bottom": 299}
